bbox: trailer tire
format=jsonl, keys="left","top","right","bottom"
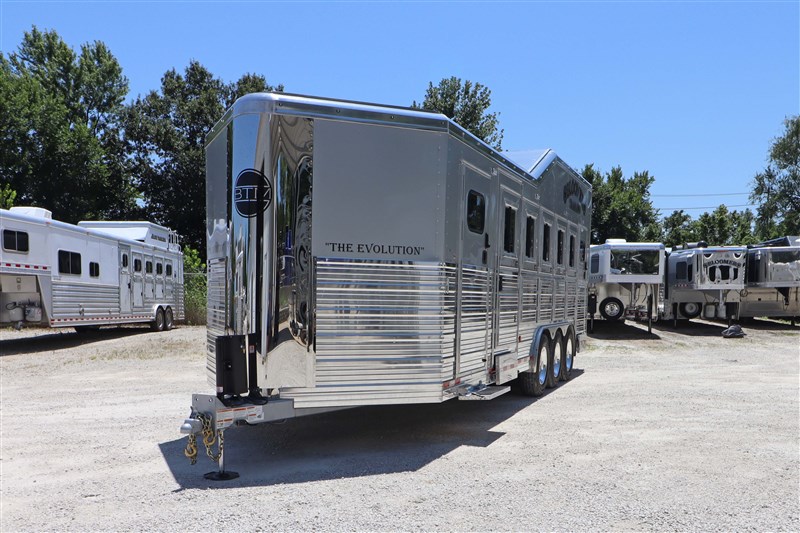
{"left": 560, "top": 328, "right": 576, "bottom": 381}
{"left": 599, "top": 297, "right": 624, "bottom": 321}
{"left": 164, "top": 307, "right": 174, "bottom": 331}
{"left": 74, "top": 325, "right": 100, "bottom": 335}
{"left": 548, "top": 333, "right": 562, "bottom": 388}
{"left": 151, "top": 308, "right": 165, "bottom": 332}
{"left": 680, "top": 302, "right": 702, "bottom": 319}
{"left": 517, "top": 333, "right": 550, "bottom": 397}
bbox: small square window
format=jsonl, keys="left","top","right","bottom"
{"left": 58, "top": 250, "right": 81, "bottom": 275}
{"left": 467, "top": 190, "right": 485, "bottom": 234}
{"left": 3, "top": 230, "right": 29, "bottom": 253}
{"left": 90, "top": 262, "right": 100, "bottom": 277}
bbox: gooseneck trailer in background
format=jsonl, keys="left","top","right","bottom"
{"left": 180, "top": 92, "right": 592, "bottom": 478}
{"left": 0, "top": 206, "right": 184, "bottom": 331}
{"left": 740, "top": 236, "right": 800, "bottom": 323}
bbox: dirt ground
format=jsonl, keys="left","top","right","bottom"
{"left": 1, "top": 319, "right": 798, "bottom": 531}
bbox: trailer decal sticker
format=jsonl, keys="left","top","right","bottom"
{"left": 234, "top": 169, "right": 272, "bottom": 217}
{"left": 323, "top": 242, "right": 424, "bottom": 256}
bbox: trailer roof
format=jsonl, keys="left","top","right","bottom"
{"left": 207, "top": 92, "right": 591, "bottom": 190}
{"left": 590, "top": 242, "right": 666, "bottom": 251}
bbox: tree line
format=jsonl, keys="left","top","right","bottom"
{"left": 1, "top": 27, "right": 798, "bottom": 259}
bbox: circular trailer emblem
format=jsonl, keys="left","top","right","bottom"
{"left": 234, "top": 169, "right": 272, "bottom": 218}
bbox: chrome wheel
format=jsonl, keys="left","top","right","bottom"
{"left": 552, "top": 336, "right": 562, "bottom": 379}
{"left": 537, "top": 342, "right": 548, "bottom": 387}
{"left": 565, "top": 335, "right": 574, "bottom": 372}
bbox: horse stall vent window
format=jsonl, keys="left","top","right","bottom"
{"left": 557, "top": 229, "right": 565, "bottom": 265}
{"left": 89, "top": 262, "right": 100, "bottom": 277}
{"left": 525, "top": 216, "right": 535, "bottom": 258}
{"left": 122, "top": 254, "right": 129, "bottom": 268}
{"left": 467, "top": 190, "right": 485, "bottom": 234}
{"left": 569, "top": 235, "right": 576, "bottom": 267}
{"left": 543, "top": 223, "right": 551, "bottom": 262}
{"left": 156, "top": 263, "right": 163, "bottom": 275}
{"left": 503, "top": 206, "right": 516, "bottom": 253}
{"left": 134, "top": 259, "right": 142, "bottom": 272}
{"left": 580, "top": 240, "right": 587, "bottom": 263}
{"left": 146, "top": 261, "right": 153, "bottom": 274}
{"left": 58, "top": 250, "right": 81, "bottom": 275}
{"left": 2, "top": 230, "right": 29, "bottom": 253}
{"left": 166, "top": 263, "right": 173, "bottom": 276}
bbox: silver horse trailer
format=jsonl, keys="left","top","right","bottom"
{"left": 587, "top": 240, "right": 665, "bottom": 332}
{"left": 180, "top": 93, "right": 592, "bottom": 478}
{"left": 0, "top": 206, "right": 184, "bottom": 331}
{"left": 663, "top": 242, "right": 747, "bottom": 325}
{"left": 740, "top": 236, "right": 800, "bottom": 322}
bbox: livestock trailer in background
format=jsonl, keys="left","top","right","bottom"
{"left": 587, "top": 240, "right": 665, "bottom": 332}
{"left": 662, "top": 242, "right": 747, "bottom": 325}
{"left": 740, "top": 236, "right": 800, "bottom": 322}
{"left": 180, "top": 92, "right": 592, "bottom": 478}
{"left": 0, "top": 206, "right": 184, "bottom": 331}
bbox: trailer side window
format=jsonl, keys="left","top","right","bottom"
{"left": 676, "top": 261, "right": 687, "bottom": 280}
{"left": 58, "top": 250, "right": 81, "bottom": 275}
{"left": 525, "top": 217, "right": 535, "bottom": 258}
{"left": 134, "top": 259, "right": 142, "bottom": 272}
{"left": 590, "top": 253, "right": 600, "bottom": 273}
{"left": 503, "top": 206, "right": 516, "bottom": 253}
{"left": 557, "top": 229, "right": 565, "bottom": 265}
{"left": 2, "top": 230, "right": 29, "bottom": 253}
{"left": 569, "top": 235, "right": 576, "bottom": 267}
{"left": 122, "top": 254, "right": 129, "bottom": 268}
{"left": 166, "top": 263, "right": 173, "bottom": 276}
{"left": 542, "top": 223, "right": 551, "bottom": 262}
{"left": 467, "top": 190, "right": 485, "bottom": 234}
{"left": 89, "top": 262, "right": 100, "bottom": 277}
{"left": 580, "top": 240, "right": 587, "bottom": 263}
{"left": 156, "top": 262, "right": 163, "bottom": 275}
{"left": 146, "top": 261, "right": 153, "bottom": 274}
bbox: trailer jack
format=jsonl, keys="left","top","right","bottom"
{"left": 181, "top": 412, "right": 239, "bottom": 481}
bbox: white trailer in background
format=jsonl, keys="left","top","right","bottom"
{"left": 662, "top": 242, "right": 747, "bottom": 326}
{"left": 587, "top": 240, "right": 665, "bottom": 333}
{"left": 0, "top": 206, "right": 184, "bottom": 331}
{"left": 740, "top": 236, "right": 800, "bottom": 323}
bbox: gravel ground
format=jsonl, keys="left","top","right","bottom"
{"left": 1, "top": 319, "right": 798, "bottom": 531}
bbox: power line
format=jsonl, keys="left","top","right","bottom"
{"left": 651, "top": 192, "right": 749, "bottom": 197}
{"left": 656, "top": 204, "right": 757, "bottom": 210}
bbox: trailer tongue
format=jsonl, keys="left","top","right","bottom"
{"left": 180, "top": 92, "right": 592, "bottom": 479}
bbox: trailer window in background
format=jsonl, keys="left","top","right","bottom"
{"left": 503, "top": 206, "right": 516, "bottom": 253}
{"left": 2, "top": 230, "right": 29, "bottom": 253}
{"left": 580, "top": 240, "right": 586, "bottom": 263}
{"left": 569, "top": 235, "right": 576, "bottom": 267}
{"left": 676, "top": 261, "right": 687, "bottom": 280}
{"left": 557, "top": 230, "right": 564, "bottom": 265}
{"left": 146, "top": 261, "right": 153, "bottom": 274}
{"left": 134, "top": 259, "right": 142, "bottom": 272}
{"left": 122, "top": 254, "right": 129, "bottom": 268}
{"left": 590, "top": 253, "right": 600, "bottom": 273}
{"left": 525, "top": 216, "right": 535, "bottom": 258}
{"left": 467, "top": 190, "right": 485, "bottom": 234}
{"left": 610, "top": 249, "right": 661, "bottom": 275}
{"left": 166, "top": 262, "right": 173, "bottom": 276}
{"left": 89, "top": 262, "right": 100, "bottom": 277}
{"left": 156, "top": 263, "right": 163, "bottom": 275}
{"left": 542, "top": 223, "right": 551, "bottom": 262}
{"left": 58, "top": 250, "right": 81, "bottom": 275}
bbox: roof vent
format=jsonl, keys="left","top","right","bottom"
{"left": 9, "top": 206, "right": 52, "bottom": 219}
{"left": 605, "top": 239, "right": 627, "bottom": 244}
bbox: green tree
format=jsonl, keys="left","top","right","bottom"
{"left": 0, "top": 184, "right": 16, "bottom": 209}
{"left": 412, "top": 76, "right": 503, "bottom": 150}
{"left": 582, "top": 164, "right": 659, "bottom": 244}
{"left": 0, "top": 27, "right": 138, "bottom": 222}
{"left": 124, "top": 62, "right": 282, "bottom": 253}
{"left": 751, "top": 116, "right": 800, "bottom": 238}
{"left": 662, "top": 209, "right": 698, "bottom": 248}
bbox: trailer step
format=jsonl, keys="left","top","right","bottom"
{"left": 458, "top": 385, "right": 511, "bottom": 401}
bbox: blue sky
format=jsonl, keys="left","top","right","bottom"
{"left": 2, "top": 1, "right": 798, "bottom": 217}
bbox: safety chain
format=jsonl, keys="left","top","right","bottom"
{"left": 199, "top": 413, "right": 223, "bottom": 463}
{"left": 184, "top": 432, "right": 198, "bottom": 465}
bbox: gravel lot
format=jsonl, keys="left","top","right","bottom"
{"left": 1, "top": 319, "right": 798, "bottom": 531}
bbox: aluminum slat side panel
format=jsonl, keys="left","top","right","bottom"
{"left": 458, "top": 266, "right": 490, "bottom": 378}
{"left": 496, "top": 266, "right": 520, "bottom": 349}
{"left": 282, "top": 260, "right": 454, "bottom": 407}
{"left": 206, "top": 258, "right": 227, "bottom": 386}
{"left": 51, "top": 281, "right": 120, "bottom": 318}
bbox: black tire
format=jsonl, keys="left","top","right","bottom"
{"left": 517, "top": 334, "right": 550, "bottom": 397}
{"left": 74, "top": 325, "right": 100, "bottom": 334}
{"left": 680, "top": 302, "right": 702, "bottom": 319}
{"left": 560, "top": 328, "right": 576, "bottom": 381}
{"left": 164, "top": 307, "right": 174, "bottom": 331}
{"left": 548, "top": 333, "right": 562, "bottom": 388}
{"left": 599, "top": 297, "right": 624, "bottom": 321}
{"left": 151, "top": 308, "right": 165, "bottom": 332}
